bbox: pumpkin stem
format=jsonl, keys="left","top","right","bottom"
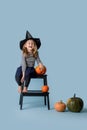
{"left": 60, "top": 100, "right": 63, "bottom": 103}
{"left": 74, "top": 93, "right": 76, "bottom": 98}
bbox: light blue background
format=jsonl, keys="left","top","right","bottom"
{"left": 0, "top": 0, "right": 87, "bottom": 129}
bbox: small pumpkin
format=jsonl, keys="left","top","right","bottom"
{"left": 66, "top": 94, "right": 84, "bottom": 112}
{"left": 41, "top": 85, "right": 49, "bottom": 92}
{"left": 54, "top": 100, "right": 66, "bottom": 112}
{"left": 35, "top": 65, "right": 46, "bottom": 75}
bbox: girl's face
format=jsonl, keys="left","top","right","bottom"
{"left": 24, "top": 39, "right": 36, "bottom": 53}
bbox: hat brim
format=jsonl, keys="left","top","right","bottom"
{"left": 20, "top": 38, "right": 41, "bottom": 50}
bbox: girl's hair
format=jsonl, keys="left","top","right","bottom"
{"left": 22, "top": 40, "right": 38, "bottom": 58}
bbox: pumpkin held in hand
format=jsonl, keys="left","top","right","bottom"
{"left": 54, "top": 100, "right": 66, "bottom": 112}
{"left": 41, "top": 85, "right": 49, "bottom": 92}
{"left": 66, "top": 94, "right": 84, "bottom": 112}
{"left": 35, "top": 65, "right": 46, "bottom": 75}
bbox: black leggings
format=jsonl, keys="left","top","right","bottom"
{"left": 15, "top": 66, "right": 37, "bottom": 88}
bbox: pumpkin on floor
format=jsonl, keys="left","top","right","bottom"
{"left": 35, "top": 65, "right": 46, "bottom": 75}
{"left": 66, "top": 94, "right": 84, "bottom": 112}
{"left": 41, "top": 85, "right": 49, "bottom": 92}
{"left": 54, "top": 100, "right": 66, "bottom": 112}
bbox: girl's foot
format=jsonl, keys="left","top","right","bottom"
{"left": 22, "top": 87, "right": 28, "bottom": 93}
{"left": 18, "top": 86, "right": 22, "bottom": 93}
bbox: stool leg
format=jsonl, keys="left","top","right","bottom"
{"left": 44, "top": 96, "right": 46, "bottom": 105}
{"left": 19, "top": 95, "right": 21, "bottom": 105}
{"left": 47, "top": 94, "right": 50, "bottom": 110}
{"left": 20, "top": 93, "right": 23, "bottom": 110}
{"left": 43, "top": 75, "right": 47, "bottom": 85}
{"left": 19, "top": 87, "right": 23, "bottom": 105}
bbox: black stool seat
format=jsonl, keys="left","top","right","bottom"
{"left": 19, "top": 74, "right": 50, "bottom": 110}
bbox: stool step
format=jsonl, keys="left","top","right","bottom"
{"left": 22, "top": 90, "right": 49, "bottom": 96}
{"left": 25, "top": 90, "right": 45, "bottom": 93}
{"left": 19, "top": 90, "right": 50, "bottom": 110}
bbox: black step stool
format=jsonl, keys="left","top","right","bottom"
{"left": 19, "top": 74, "right": 50, "bottom": 110}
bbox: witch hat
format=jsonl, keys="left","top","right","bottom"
{"left": 20, "top": 31, "right": 41, "bottom": 50}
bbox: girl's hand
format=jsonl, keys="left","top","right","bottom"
{"left": 21, "top": 76, "right": 24, "bottom": 83}
{"left": 39, "top": 63, "right": 44, "bottom": 70}
{"left": 21, "top": 72, "right": 25, "bottom": 83}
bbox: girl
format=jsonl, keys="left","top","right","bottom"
{"left": 15, "top": 31, "right": 44, "bottom": 93}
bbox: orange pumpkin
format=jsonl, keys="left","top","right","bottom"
{"left": 54, "top": 100, "right": 66, "bottom": 112}
{"left": 35, "top": 65, "right": 46, "bottom": 75}
{"left": 41, "top": 85, "right": 49, "bottom": 92}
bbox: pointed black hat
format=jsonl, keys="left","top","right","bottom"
{"left": 20, "top": 31, "right": 41, "bottom": 50}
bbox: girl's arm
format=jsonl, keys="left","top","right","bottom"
{"left": 36, "top": 52, "right": 44, "bottom": 69}
{"left": 21, "top": 53, "right": 26, "bottom": 83}
{"left": 21, "top": 53, "right": 26, "bottom": 75}
{"left": 21, "top": 71, "right": 25, "bottom": 83}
